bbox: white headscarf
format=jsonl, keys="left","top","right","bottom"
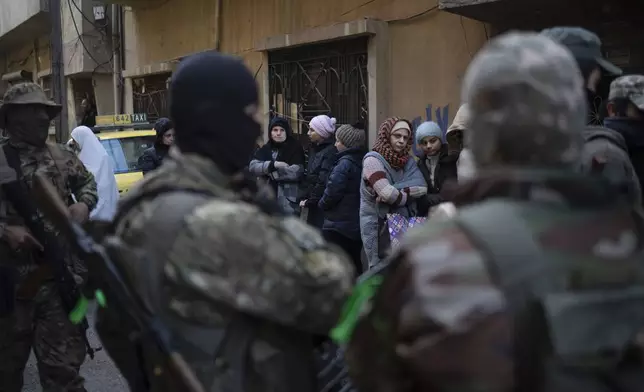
{"left": 71, "top": 126, "right": 119, "bottom": 221}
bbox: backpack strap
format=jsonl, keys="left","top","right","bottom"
{"left": 455, "top": 200, "right": 555, "bottom": 391}
{"left": 455, "top": 199, "right": 553, "bottom": 309}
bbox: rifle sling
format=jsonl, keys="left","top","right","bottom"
{"left": 1, "top": 144, "right": 87, "bottom": 317}
{"left": 2, "top": 144, "right": 53, "bottom": 260}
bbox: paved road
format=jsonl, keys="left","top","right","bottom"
{"left": 23, "top": 303, "right": 128, "bottom": 392}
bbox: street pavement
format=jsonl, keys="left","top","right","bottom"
{"left": 23, "top": 303, "right": 128, "bottom": 392}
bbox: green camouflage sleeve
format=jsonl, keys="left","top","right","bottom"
{"left": 348, "top": 223, "right": 513, "bottom": 392}
{"left": 61, "top": 145, "right": 98, "bottom": 211}
{"left": 163, "top": 199, "right": 355, "bottom": 335}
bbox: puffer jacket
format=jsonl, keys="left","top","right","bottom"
{"left": 318, "top": 148, "right": 365, "bottom": 240}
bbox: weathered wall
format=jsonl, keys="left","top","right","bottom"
{"left": 0, "top": 0, "right": 46, "bottom": 39}
{"left": 123, "top": 0, "right": 488, "bottom": 130}
{"left": 2, "top": 36, "right": 51, "bottom": 76}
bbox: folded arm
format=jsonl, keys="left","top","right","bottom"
{"left": 363, "top": 156, "right": 409, "bottom": 206}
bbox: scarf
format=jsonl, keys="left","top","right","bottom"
{"left": 372, "top": 117, "right": 412, "bottom": 170}
{"left": 253, "top": 117, "right": 305, "bottom": 165}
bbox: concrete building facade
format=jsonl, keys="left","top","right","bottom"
{"left": 105, "top": 0, "right": 489, "bottom": 145}
{"left": 0, "top": 0, "right": 116, "bottom": 140}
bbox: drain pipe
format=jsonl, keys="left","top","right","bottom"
{"left": 214, "top": 0, "right": 222, "bottom": 51}
{"left": 112, "top": 4, "right": 122, "bottom": 114}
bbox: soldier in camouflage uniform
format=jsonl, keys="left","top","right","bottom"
{"left": 344, "top": 32, "right": 644, "bottom": 392}
{"left": 604, "top": 74, "right": 644, "bottom": 206}
{"left": 540, "top": 27, "right": 641, "bottom": 206}
{"left": 0, "top": 83, "right": 98, "bottom": 392}
{"left": 96, "top": 51, "right": 354, "bottom": 392}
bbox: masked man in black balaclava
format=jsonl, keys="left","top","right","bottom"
{"left": 0, "top": 82, "right": 97, "bottom": 392}
{"left": 96, "top": 51, "right": 353, "bottom": 392}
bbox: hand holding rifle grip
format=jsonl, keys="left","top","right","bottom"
{"left": 31, "top": 173, "right": 206, "bottom": 392}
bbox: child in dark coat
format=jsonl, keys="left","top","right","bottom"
{"left": 415, "top": 121, "right": 458, "bottom": 216}
{"left": 318, "top": 123, "right": 367, "bottom": 276}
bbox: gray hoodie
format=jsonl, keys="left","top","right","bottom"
{"left": 580, "top": 126, "right": 641, "bottom": 206}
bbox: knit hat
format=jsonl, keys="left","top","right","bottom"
{"left": 415, "top": 121, "right": 443, "bottom": 145}
{"left": 336, "top": 124, "right": 366, "bottom": 149}
{"left": 309, "top": 115, "right": 337, "bottom": 138}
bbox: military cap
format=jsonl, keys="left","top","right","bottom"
{"left": 540, "top": 26, "right": 622, "bottom": 76}
{"left": 608, "top": 75, "right": 644, "bottom": 111}
{"left": 461, "top": 31, "right": 586, "bottom": 168}
{"left": 0, "top": 82, "right": 61, "bottom": 128}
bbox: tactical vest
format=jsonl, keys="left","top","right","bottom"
{"left": 95, "top": 185, "right": 319, "bottom": 392}
{"left": 456, "top": 199, "right": 644, "bottom": 392}
{"left": 346, "top": 196, "right": 644, "bottom": 392}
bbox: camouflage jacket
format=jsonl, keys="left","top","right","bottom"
{"left": 107, "top": 147, "right": 354, "bottom": 388}
{"left": 0, "top": 137, "right": 98, "bottom": 284}
{"left": 345, "top": 175, "right": 644, "bottom": 392}
{"left": 580, "top": 126, "right": 642, "bottom": 206}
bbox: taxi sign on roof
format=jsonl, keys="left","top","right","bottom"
{"left": 95, "top": 113, "right": 148, "bottom": 126}
{"left": 93, "top": 113, "right": 151, "bottom": 133}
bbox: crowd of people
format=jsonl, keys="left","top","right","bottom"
{"left": 0, "top": 22, "right": 643, "bottom": 392}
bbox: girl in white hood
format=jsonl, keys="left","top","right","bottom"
{"left": 445, "top": 104, "right": 476, "bottom": 182}
{"left": 70, "top": 126, "right": 120, "bottom": 221}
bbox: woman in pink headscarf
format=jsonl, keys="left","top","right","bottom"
{"left": 299, "top": 114, "right": 338, "bottom": 228}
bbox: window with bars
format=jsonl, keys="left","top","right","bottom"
{"left": 268, "top": 37, "right": 369, "bottom": 147}
{"left": 133, "top": 73, "right": 171, "bottom": 123}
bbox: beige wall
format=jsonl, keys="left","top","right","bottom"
{"left": 123, "top": 0, "right": 489, "bottom": 131}
{"left": 92, "top": 73, "right": 116, "bottom": 115}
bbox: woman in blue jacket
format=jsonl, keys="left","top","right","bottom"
{"left": 318, "top": 123, "right": 367, "bottom": 276}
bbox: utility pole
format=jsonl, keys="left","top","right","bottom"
{"left": 50, "top": 0, "right": 68, "bottom": 142}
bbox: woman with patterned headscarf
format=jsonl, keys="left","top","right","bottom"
{"left": 359, "top": 117, "right": 427, "bottom": 268}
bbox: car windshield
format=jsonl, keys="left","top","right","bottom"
{"left": 100, "top": 136, "right": 155, "bottom": 174}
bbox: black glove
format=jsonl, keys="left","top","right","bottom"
{"left": 230, "top": 170, "right": 286, "bottom": 216}
{"left": 426, "top": 194, "right": 444, "bottom": 207}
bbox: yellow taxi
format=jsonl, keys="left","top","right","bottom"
{"left": 93, "top": 113, "right": 156, "bottom": 195}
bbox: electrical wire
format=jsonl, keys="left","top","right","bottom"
{"left": 66, "top": 0, "right": 114, "bottom": 75}
{"left": 391, "top": 5, "right": 439, "bottom": 23}
{"left": 5, "top": 49, "right": 36, "bottom": 72}
{"left": 460, "top": 16, "right": 473, "bottom": 58}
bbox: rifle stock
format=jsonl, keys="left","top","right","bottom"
{"left": 32, "top": 173, "right": 206, "bottom": 392}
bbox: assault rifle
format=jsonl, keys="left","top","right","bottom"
{"left": 0, "top": 145, "right": 96, "bottom": 358}
{"left": 31, "top": 173, "right": 205, "bottom": 392}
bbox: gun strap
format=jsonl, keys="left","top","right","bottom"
{"left": 1, "top": 144, "right": 49, "bottom": 252}
{"left": 1, "top": 144, "right": 94, "bottom": 351}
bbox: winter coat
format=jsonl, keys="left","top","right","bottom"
{"left": 138, "top": 125, "right": 170, "bottom": 175}
{"left": 318, "top": 148, "right": 365, "bottom": 240}
{"left": 416, "top": 145, "right": 458, "bottom": 216}
{"left": 300, "top": 137, "right": 337, "bottom": 228}
{"left": 248, "top": 117, "right": 305, "bottom": 215}
{"left": 604, "top": 117, "right": 644, "bottom": 207}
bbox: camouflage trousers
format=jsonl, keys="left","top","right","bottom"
{"left": 0, "top": 283, "right": 87, "bottom": 392}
